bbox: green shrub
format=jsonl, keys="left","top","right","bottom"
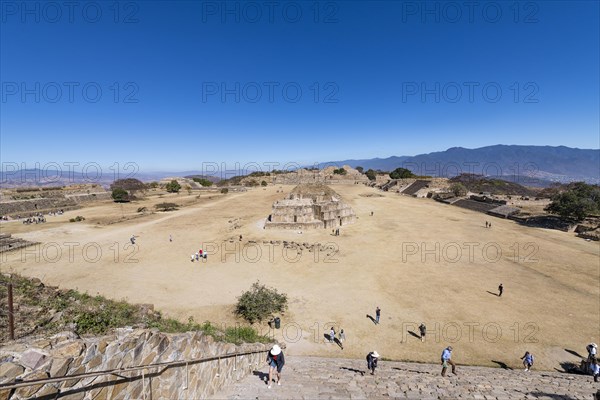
{"left": 165, "top": 180, "right": 181, "bottom": 193}
{"left": 365, "top": 169, "right": 377, "bottom": 181}
{"left": 69, "top": 216, "right": 85, "bottom": 222}
{"left": 220, "top": 188, "right": 229, "bottom": 194}
{"left": 155, "top": 202, "right": 178, "bottom": 211}
{"left": 449, "top": 183, "right": 468, "bottom": 197}
{"left": 192, "top": 178, "right": 213, "bottom": 187}
{"left": 111, "top": 188, "right": 130, "bottom": 202}
{"left": 235, "top": 281, "right": 288, "bottom": 323}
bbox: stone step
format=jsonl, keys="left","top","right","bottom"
{"left": 211, "top": 356, "right": 599, "bottom": 399}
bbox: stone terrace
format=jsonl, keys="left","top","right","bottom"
{"left": 213, "top": 356, "right": 598, "bottom": 399}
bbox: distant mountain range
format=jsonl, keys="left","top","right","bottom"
{"left": 1, "top": 145, "right": 598, "bottom": 188}
{"left": 320, "top": 145, "right": 600, "bottom": 185}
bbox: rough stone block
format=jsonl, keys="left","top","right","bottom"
{"left": 20, "top": 349, "right": 47, "bottom": 370}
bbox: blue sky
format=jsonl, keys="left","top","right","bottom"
{"left": 1, "top": 0, "right": 598, "bottom": 172}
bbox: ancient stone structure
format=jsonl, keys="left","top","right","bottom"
{"left": 0, "top": 234, "right": 37, "bottom": 254}
{"left": 265, "top": 184, "right": 356, "bottom": 230}
{"left": 0, "top": 329, "right": 271, "bottom": 400}
{"left": 0, "top": 185, "right": 110, "bottom": 217}
{"left": 215, "top": 356, "right": 598, "bottom": 399}
{"left": 270, "top": 166, "right": 368, "bottom": 185}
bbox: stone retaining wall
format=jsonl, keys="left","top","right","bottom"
{"left": 0, "top": 329, "right": 271, "bottom": 400}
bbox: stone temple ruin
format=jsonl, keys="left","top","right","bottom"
{"left": 264, "top": 184, "right": 356, "bottom": 230}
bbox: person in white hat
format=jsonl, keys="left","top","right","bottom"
{"left": 266, "top": 344, "right": 285, "bottom": 389}
{"left": 366, "top": 351, "right": 379, "bottom": 375}
{"left": 587, "top": 343, "right": 598, "bottom": 363}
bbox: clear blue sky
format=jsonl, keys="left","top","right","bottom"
{"left": 1, "top": 0, "right": 598, "bottom": 172}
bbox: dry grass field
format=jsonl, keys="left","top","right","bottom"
{"left": 1, "top": 184, "right": 598, "bottom": 371}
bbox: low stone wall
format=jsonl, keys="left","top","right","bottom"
{"left": 0, "top": 329, "right": 271, "bottom": 400}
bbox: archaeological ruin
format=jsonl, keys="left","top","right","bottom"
{"left": 264, "top": 184, "right": 356, "bottom": 230}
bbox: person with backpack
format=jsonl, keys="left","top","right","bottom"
{"left": 366, "top": 351, "right": 379, "bottom": 375}
{"left": 521, "top": 351, "right": 534, "bottom": 371}
{"left": 266, "top": 345, "right": 285, "bottom": 389}
{"left": 440, "top": 346, "right": 456, "bottom": 376}
{"left": 498, "top": 283, "right": 503, "bottom": 297}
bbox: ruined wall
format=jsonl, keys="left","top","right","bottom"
{"left": 0, "top": 193, "right": 109, "bottom": 216}
{"left": 0, "top": 329, "right": 270, "bottom": 400}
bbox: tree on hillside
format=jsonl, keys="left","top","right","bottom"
{"left": 545, "top": 182, "right": 600, "bottom": 220}
{"left": 365, "top": 169, "right": 377, "bottom": 181}
{"left": 261, "top": 180, "right": 268, "bottom": 187}
{"left": 333, "top": 168, "right": 347, "bottom": 175}
{"left": 356, "top": 166, "right": 364, "bottom": 173}
{"left": 111, "top": 188, "right": 130, "bottom": 202}
{"left": 389, "top": 167, "right": 416, "bottom": 179}
{"left": 192, "top": 178, "right": 213, "bottom": 187}
{"left": 165, "top": 180, "right": 182, "bottom": 193}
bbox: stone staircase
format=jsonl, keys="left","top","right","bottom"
{"left": 0, "top": 233, "right": 37, "bottom": 253}
{"left": 401, "top": 180, "right": 431, "bottom": 196}
{"left": 212, "top": 356, "right": 598, "bottom": 399}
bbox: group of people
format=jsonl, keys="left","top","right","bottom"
{"left": 264, "top": 339, "right": 599, "bottom": 389}
{"left": 328, "top": 327, "right": 345, "bottom": 348}
{"left": 22, "top": 215, "right": 46, "bottom": 224}
{"left": 485, "top": 221, "right": 492, "bottom": 228}
{"left": 190, "top": 249, "right": 207, "bottom": 262}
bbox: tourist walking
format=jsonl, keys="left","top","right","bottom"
{"left": 521, "top": 351, "right": 534, "bottom": 371}
{"left": 375, "top": 307, "right": 381, "bottom": 324}
{"left": 592, "top": 360, "right": 599, "bottom": 382}
{"left": 498, "top": 283, "right": 503, "bottom": 297}
{"left": 169, "top": 234, "right": 172, "bottom": 242}
{"left": 266, "top": 344, "right": 285, "bottom": 389}
{"left": 587, "top": 343, "right": 598, "bottom": 363}
{"left": 329, "top": 327, "right": 335, "bottom": 343}
{"left": 339, "top": 329, "right": 345, "bottom": 343}
{"left": 366, "top": 351, "right": 379, "bottom": 375}
{"left": 440, "top": 346, "right": 456, "bottom": 376}
{"left": 419, "top": 323, "right": 426, "bottom": 342}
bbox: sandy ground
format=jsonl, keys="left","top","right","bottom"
{"left": 1, "top": 185, "right": 599, "bottom": 371}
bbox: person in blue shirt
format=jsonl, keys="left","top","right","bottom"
{"left": 521, "top": 351, "right": 534, "bottom": 371}
{"left": 441, "top": 346, "right": 456, "bottom": 376}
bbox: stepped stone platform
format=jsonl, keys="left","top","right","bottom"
{"left": 453, "top": 199, "right": 499, "bottom": 214}
{"left": 265, "top": 184, "right": 356, "bottom": 230}
{"left": 213, "top": 356, "right": 598, "bottom": 399}
{"left": 0, "top": 233, "right": 37, "bottom": 253}
{"left": 401, "top": 180, "right": 431, "bottom": 196}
